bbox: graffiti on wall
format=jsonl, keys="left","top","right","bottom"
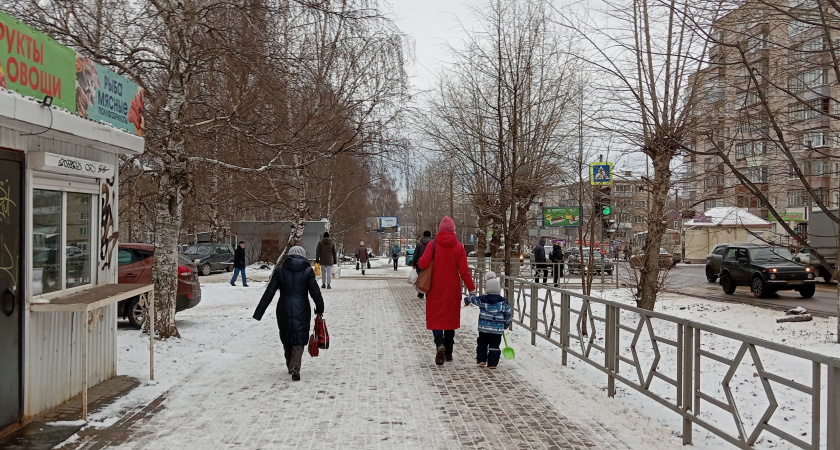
{"left": 99, "top": 176, "right": 119, "bottom": 270}
{"left": 0, "top": 179, "right": 15, "bottom": 220}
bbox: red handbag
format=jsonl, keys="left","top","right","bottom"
{"left": 308, "top": 334, "right": 319, "bottom": 357}
{"left": 315, "top": 314, "right": 329, "bottom": 349}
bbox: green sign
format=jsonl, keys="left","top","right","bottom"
{"left": 0, "top": 11, "right": 145, "bottom": 135}
{"left": 76, "top": 57, "right": 145, "bottom": 135}
{"left": 768, "top": 212, "right": 805, "bottom": 222}
{"left": 0, "top": 11, "right": 76, "bottom": 112}
{"left": 543, "top": 206, "right": 582, "bottom": 227}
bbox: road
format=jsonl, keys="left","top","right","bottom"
{"left": 664, "top": 264, "right": 839, "bottom": 317}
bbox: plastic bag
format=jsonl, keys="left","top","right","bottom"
{"left": 333, "top": 266, "right": 341, "bottom": 279}
{"left": 314, "top": 263, "right": 322, "bottom": 276}
{"left": 407, "top": 269, "right": 418, "bottom": 284}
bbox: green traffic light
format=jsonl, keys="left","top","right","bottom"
{"left": 602, "top": 206, "right": 612, "bottom": 215}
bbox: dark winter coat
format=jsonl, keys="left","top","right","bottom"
{"left": 253, "top": 255, "right": 325, "bottom": 346}
{"left": 233, "top": 246, "right": 246, "bottom": 269}
{"left": 533, "top": 239, "right": 547, "bottom": 264}
{"left": 413, "top": 236, "right": 433, "bottom": 268}
{"left": 356, "top": 246, "right": 369, "bottom": 263}
{"left": 417, "top": 231, "right": 476, "bottom": 330}
{"left": 316, "top": 237, "right": 337, "bottom": 266}
{"left": 391, "top": 244, "right": 400, "bottom": 257}
{"left": 550, "top": 244, "right": 564, "bottom": 262}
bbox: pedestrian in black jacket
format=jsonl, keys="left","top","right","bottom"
{"left": 533, "top": 238, "right": 548, "bottom": 284}
{"left": 550, "top": 242, "right": 564, "bottom": 286}
{"left": 231, "top": 241, "right": 248, "bottom": 286}
{"left": 253, "top": 246, "right": 324, "bottom": 381}
{"left": 412, "top": 231, "right": 433, "bottom": 299}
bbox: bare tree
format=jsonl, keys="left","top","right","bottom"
{"left": 419, "top": 0, "right": 581, "bottom": 275}
{"left": 557, "top": 0, "right": 711, "bottom": 309}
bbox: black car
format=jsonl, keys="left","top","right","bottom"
{"left": 718, "top": 244, "right": 816, "bottom": 298}
{"left": 183, "top": 243, "right": 235, "bottom": 276}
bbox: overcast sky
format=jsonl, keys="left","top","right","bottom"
{"left": 388, "top": 0, "right": 484, "bottom": 93}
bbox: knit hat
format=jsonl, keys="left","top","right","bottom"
{"left": 439, "top": 216, "right": 455, "bottom": 233}
{"left": 323, "top": 232, "right": 330, "bottom": 238}
{"left": 485, "top": 271, "right": 501, "bottom": 294}
{"left": 288, "top": 246, "right": 306, "bottom": 257}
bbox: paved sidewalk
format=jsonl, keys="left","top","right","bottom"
{"left": 60, "top": 267, "right": 630, "bottom": 449}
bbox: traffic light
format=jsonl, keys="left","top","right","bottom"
{"left": 602, "top": 205, "right": 612, "bottom": 216}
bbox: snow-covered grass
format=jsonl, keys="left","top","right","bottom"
{"left": 503, "top": 285, "right": 840, "bottom": 449}
{"left": 55, "top": 264, "right": 839, "bottom": 449}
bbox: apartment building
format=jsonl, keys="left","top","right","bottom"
{"left": 685, "top": 0, "right": 840, "bottom": 241}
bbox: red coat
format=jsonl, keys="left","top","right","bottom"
{"left": 417, "top": 230, "right": 476, "bottom": 330}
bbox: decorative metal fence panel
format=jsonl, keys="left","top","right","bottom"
{"left": 465, "top": 263, "right": 840, "bottom": 449}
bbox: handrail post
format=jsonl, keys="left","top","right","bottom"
{"left": 530, "top": 282, "right": 538, "bottom": 345}
{"left": 829, "top": 364, "right": 840, "bottom": 450}
{"left": 682, "top": 324, "right": 694, "bottom": 446}
{"left": 560, "top": 293, "right": 570, "bottom": 366}
{"left": 605, "top": 305, "right": 616, "bottom": 397}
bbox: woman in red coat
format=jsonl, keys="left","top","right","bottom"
{"left": 417, "top": 216, "right": 476, "bottom": 365}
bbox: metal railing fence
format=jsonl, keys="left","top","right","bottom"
{"left": 464, "top": 263, "right": 840, "bottom": 450}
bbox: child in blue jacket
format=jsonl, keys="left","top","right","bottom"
{"left": 464, "top": 271, "right": 512, "bottom": 369}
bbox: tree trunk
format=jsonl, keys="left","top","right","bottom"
{"left": 637, "top": 147, "right": 673, "bottom": 310}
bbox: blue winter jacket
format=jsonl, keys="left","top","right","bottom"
{"left": 464, "top": 293, "right": 512, "bottom": 334}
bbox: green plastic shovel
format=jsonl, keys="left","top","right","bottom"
{"left": 502, "top": 332, "right": 515, "bottom": 360}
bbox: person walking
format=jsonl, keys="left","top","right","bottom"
{"left": 463, "top": 271, "right": 512, "bottom": 369}
{"left": 550, "top": 241, "right": 564, "bottom": 287}
{"left": 533, "top": 238, "right": 548, "bottom": 284}
{"left": 230, "top": 241, "right": 248, "bottom": 287}
{"left": 391, "top": 243, "right": 400, "bottom": 271}
{"left": 412, "top": 230, "right": 433, "bottom": 299}
{"left": 253, "top": 246, "right": 324, "bottom": 381}
{"left": 417, "top": 216, "right": 476, "bottom": 366}
{"left": 315, "top": 232, "right": 337, "bottom": 289}
{"left": 356, "top": 241, "right": 369, "bottom": 275}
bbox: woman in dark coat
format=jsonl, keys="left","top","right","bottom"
{"left": 356, "top": 241, "right": 369, "bottom": 275}
{"left": 253, "top": 246, "right": 324, "bottom": 381}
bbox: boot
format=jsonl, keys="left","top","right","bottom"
{"left": 321, "top": 283, "right": 326, "bottom": 288}
{"left": 435, "top": 346, "right": 446, "bottom": 366}
{"left": 445, "top": 348, "right": 453, "bottom": 362}
{"left": 291, "top": 368, "right": 301, "bottom": 381}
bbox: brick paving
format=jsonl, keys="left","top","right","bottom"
{"left": 14, "top": 267, "right": 632, "bottom": 449}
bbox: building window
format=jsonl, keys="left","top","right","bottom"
{"left": 704, "top": 199, "right": 717, "bottom": 210}
{"left": 803, "top": 130, "right": 828, "bottom": 148}
{"left": 32, "top": 189, "right": 94, "bottom": 295}
{"left": 811, "top": 159, "right": 830, "bottom": 176}
{"left": 747, "top": 166, "right": 769, "bottom": 183}
{"left": 788, "top": 189, "right": 806, "bottom": 207}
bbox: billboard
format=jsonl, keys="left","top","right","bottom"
{"left": 0, "top": 11, "right": 145, "bottom": 135}
{"left": 542, "top": 206, "right": 582, "bottom": 227}
{"left": 366, "top": 216, "right": 398, "bottom": 233}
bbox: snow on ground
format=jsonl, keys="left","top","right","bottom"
{"left": 56, "top": 260, "right": 839, "bottom": 449}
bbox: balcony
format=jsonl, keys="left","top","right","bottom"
{"left": 807, "top": 176, "right": 832, "bottom": 189}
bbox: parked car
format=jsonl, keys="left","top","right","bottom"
{"left": 183, "top": 242, "right": 235, "bottom": 276}
{"left": 566, "top": 247, "right": 613, "bottom": 275}
{"left": 718, "top": 244, "right": 816, "bottom": 298}
{"left": 629, "top": 248, "right": 676, "bottom": 269}
{"left": 704, "top": 243, "right": 731, "bottom": 282}
{"left": 118, "top": 243, "right": 202, "bottom": 328}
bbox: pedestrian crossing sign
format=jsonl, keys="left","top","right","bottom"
{"left": 589, "top": 162, "right": 613, "bottom": 185}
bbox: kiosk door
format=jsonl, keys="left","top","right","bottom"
{"left": 0, "top": 152, "right": 23, "bottom": 430}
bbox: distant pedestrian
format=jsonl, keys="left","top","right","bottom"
{"left": 231, "top": 241, "right": 248, "bottom": 287}
{"left": 356, "top": 241, "right": 369, "bottom": 275}
{"left": 253, "top": 246, "right": 324, "bottom": 381}
{"left": 413, "top": 231, "right": 433, "bottom": 299}
{"left": 315, "top": 232, "right": 337, "bottom": 289}
{"left": 533, "top": 238, "right": 548, "bottom": 284}
{"left": 417, "top": 216, "right": 476, "bottom": 366}
{"left": 549, "top": 242, "right": 564, "bottom": 286}
{"left": 464, "top": 271, "right": 512, "bottom": 369}
{"left": 391, "top": 243, "right": 400, "bottom": 271}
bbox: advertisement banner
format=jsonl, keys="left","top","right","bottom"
{"left": 0, "top": 11, "right": 76, "bottom": 112}
{"left": 76, "top": 57, "right": 145, "bottom": 135}
{"left": 542, "top": 206, "right": 582, "bottom": 227}
{"left": 366, "top": 216, "right": 399, "bottom": 233}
